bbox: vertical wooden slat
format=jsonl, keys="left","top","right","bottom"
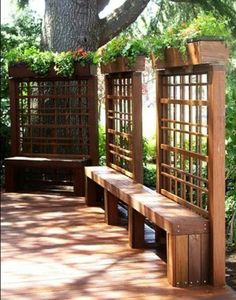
{"left": 188, "top": 234, "right": 201, "bottom": 285}
{"left": 88, "top": 76, "right": 98, "bottom": 165}
{"left": 167, "top": 233, "right": 176, "bottom": 286}
{"left": 128, "top": 207, "right": 145, "bottom": 249}
{"left": 104, "top": 190, "right": 119, "bottom": 225}
{"left": 73, "top": 166, "right": 85, "bottom": 196}
{"left": 208, "top": 65, "right": 226, "bottom": 287}
{"left": 85, "top": 176, "right": 101, "bottom": 206}
{"left": 175, "top": 235, "right": 189, "bottom": 286}
{"left": 131, "top": 72, "right": 143, "bottom": 183}
{"left": 9, "top": 79, "right": 19, "bottom": 155}
{"left": 201, "top": 233, "right": 209, "bottom": 284}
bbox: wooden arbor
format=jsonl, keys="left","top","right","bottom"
{"left": 156, "top": 41, "right": 228, "bottom": 286}
{"left": 5, "top": 64, "right": 98, "bottom": 195}
{"left": 102, "top": 56, "right": 145, "bottom": 182}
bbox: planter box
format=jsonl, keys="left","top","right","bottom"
{"left": 101, "top": 56, "right": 145, "bottom": 74}
{"left": 9, "top": 63, "right": 97, "bottom": 78}
{"left": 153, "top": 40, "right": 229, "bottom": 69}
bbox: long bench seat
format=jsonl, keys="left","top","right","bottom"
{"left": 85, "top": 166, "right": 210, "bottom": 287}
{"left": 4, "top": 156, "right": 90, "bottom": 196}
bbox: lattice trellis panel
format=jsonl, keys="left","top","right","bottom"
{"left": 157, "top": 67, "right": 209, "bottom": 217}
{"left": 11, "top": 78, "right": 98, "bottom": 161}
{"left": 105, "top": 73, "right": 143, "bottom": 182}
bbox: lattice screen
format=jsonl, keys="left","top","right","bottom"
{"left": 17, "top": 79, "right": 91, "bottom": 159}
{"left": 157, "top": 68, "right": 209, "bottom": 217}
{"left": 105, "top": 73, "right": 143, "bottom": 182}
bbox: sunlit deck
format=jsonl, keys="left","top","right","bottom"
{"left": 1, "top": 192, "right": 235, "bottom": 300}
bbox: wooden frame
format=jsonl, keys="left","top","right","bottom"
{"left": 105, "top": 72, "right": 143, "bottom": 183}
{"left": 156, "top": 64, "right": 226, "bottom": 287}
{"left": 6, "top": 64, "right": 98, "bottom": 193}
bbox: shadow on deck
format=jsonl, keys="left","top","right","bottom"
{"left": 1, "top": 192, "right": 235, "bottom": 300}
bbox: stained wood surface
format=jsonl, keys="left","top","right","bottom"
{"left": 2, "top": 192, "right": 235, "bottom": 299}
{"left": 85, "top": 166, "right": 209, "bottom": 235}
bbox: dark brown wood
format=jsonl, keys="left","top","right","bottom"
{"left": 128, "top": 207, "right": 145, "bottom": 248}
{"left": 9, "top": 79, "right": 19, "bottom": 156}
{"left": 188, "top": 234, "right": 201, "bottom": 285}
{"left": 154, "top": 41, "right": 229, "bottom": 69}
{"left": 175, "top": 235, "right": 189, "bottom": 287}
{"left": 105, "top": 72, "right": 143, "bottom": 182}
{"left": 208, "top": 65, "right": 226, "bottom": 287}
{"left": 85, "top": 176, "right": 103, "bottom": 206}
{"left": 132, "top": 72, "right": 143, "bottom": 183}
{"left": 4, "top": 156, "right": 89, "bottom": 195}
{"left": 104, "top": 190, "right": 119, "bottom": 225}
{"left": 101, "top": 56, "right": 145, "bottom": 74}
{"left": 9, "top": 63, "right": 97, "bottom": 78}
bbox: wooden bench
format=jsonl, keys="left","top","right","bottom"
{"left": 85, "top": 166, "right": 210, "bottom": 287}
{"left": 4, "top": 156, "right": 90, "bottom": 196}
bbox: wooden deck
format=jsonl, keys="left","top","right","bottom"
{"left": 1, "top": 192, "right": 235, "bottom": 300}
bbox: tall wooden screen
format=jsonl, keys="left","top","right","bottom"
{"left": 9, "top": 73, "right": 98, "bottom": 164}
{"left": 157, "top": 64, "right": 226, "bottom": 286}
{"left": 105, "top": 72, "right": 143, "bottom": 183}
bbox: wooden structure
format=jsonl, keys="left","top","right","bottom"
{"left": 86, "top": 44, "right": 227, "bottom": 288}
{"left": 102, "top": 56, "right": 144, "bottom": 182}
{"left": 5, "top": 64, "right": 98, "bottom": 195}
{"left": 156, "top": 63, "right": 227, "bottom": 287}
{"left": 85, "top": 165, "right": 209, "bottom": 286}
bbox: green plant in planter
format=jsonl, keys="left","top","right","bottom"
{"left": 101, "top": 34, "right": 148, "bottom": 66}
{"left": 179, "top": 13, "right": 231, "bottom": 42}
{"left": 7, "top": 46, "right": 99, "bottom": 77}
{"left": 149, "top": 13, "right": 231, "bottom": 63}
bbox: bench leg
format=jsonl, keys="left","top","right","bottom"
{"left": 5, "top": 165, "right": 17, "bottom": 192}
{"left": 73, "top": 167, "right": 85, "bottom": 196}
{"left": 85, "top": 176, "right": 103, "bottom": 206}
{"left": 167, "top": 233, "right": 209, "bottom": 287}
{"left": 104, "top": 190, "right": 119, "bottom": 225}
{"left": 128, "top": 207, "right": 145, "bottom": 249}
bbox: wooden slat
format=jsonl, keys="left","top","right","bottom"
{"left": 128, "top": 207, "right": 145, "bottom": 249}
{"left": 188, "top": 234, "right": 201, "bottom": 285}
{"left": 160, "top": 98, "right": 208, "bottom": 106}
{"left": 161, "top": 144, "right": 208, "bottom": 162}
{"left": 161, "top": 189, "right": 209, "bottom": 218}
{"left": 167, "top": 233, "right": 176, "bottom": 286}
{"left": 104, "top": 190, "right": 119, "bottom": 225}
{"left": 201, "top": 233, "right": 209, "bottom": 284}
{"left": 161, "top": 118, "right": 208, "bottom": 128}
{"left": 161, "top": 126, "right": 208, "bottom": 138}
{"left": 175, "top": 235, "right": 189, "bottom": 286}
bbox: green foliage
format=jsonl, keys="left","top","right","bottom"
{"left": 1, "top": 10, "right": 42, "bottom": 159}
{"left": 149, "top": 12, "right": 231, "bottom": 60}
{"left": 101, "top": 34, "right": 149, "bottom": 65}
{"left": 98, "top": 124, "right": 106, "bottom": 165}
{"left": 7, "top": 47, "right": 99, "bottom": 77}
{"left": 143, "top": 164, "right": 156, "bottom": 189}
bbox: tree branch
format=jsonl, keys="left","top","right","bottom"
{"left": 97, "top": 0, "right": 109, "bottom": 13}
{"left": 98, "top": 0, "right": 150, "bottom": 47}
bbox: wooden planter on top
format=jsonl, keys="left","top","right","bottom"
{"left": 9, "top": 62, "right": 97, "bottom": 78}
{"left": 153, "top": 40, "right": 229, "bottom": 69}
{"left": 100, "top": 56, "right": 145, "bottom": 74}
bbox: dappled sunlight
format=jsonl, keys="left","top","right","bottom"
{"left": 2, "top": 192, "right": 235, "bottom": 299}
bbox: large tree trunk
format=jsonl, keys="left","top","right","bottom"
{"left": 41, "top": 0, "right": 150, "bottom": 52}
{"left": 42, "top": 0, "right": 99, "bottom": 51}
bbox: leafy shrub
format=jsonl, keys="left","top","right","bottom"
{"left": 143, "top": 164, "right": 156, "bottom": 189}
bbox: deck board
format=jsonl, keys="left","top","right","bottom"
{"left": 1, "top": 192, "right": 235, "bottom": 300}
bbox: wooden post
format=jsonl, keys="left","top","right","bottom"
{"left": 85, "top": 176, "right": 103, "bottom": 206}
{"left": 88, "top": 76, "right": 98, "bottom": 165}
{"left": 9, "top": 79, "right": 19, "bottom": 156}
{"left": 208, "top": 64, "right": 226, "bottom": 287}
{"left": 132, "top": 72, "right": 143, "bottom": 183}
{"left": 104, "top": 190, "right": 119, "bottom": 225}
{"left": 73, "top": 166, "right": 85, "bottom": 196}
{"left": 128, "top": 206, "right": 145, "bottom": 248}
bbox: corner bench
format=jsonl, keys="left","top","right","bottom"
{"left": 85, "top": 166, "right": 210, "bottom": 287}
{"left": 4, "top": 156, "right": 90, "bottom": 196}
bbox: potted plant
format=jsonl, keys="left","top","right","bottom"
{"left": 7, "top": 46, "right": 99, "bottom": 78}
{"left": 150, "top": 13, "right": 230, "bottom": 68}
{"left": 100, "top": 35, "right": 147, "bottom": 73}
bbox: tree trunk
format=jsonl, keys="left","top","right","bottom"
{"left": 41, "top": 0, "right": 150, "bottom": 52}
{"left": 42, "top": 0, "right": 100, "bottom": 51}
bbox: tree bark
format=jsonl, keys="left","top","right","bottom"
{"left": 42, "top": 0, "right": 150, "bottom": 52}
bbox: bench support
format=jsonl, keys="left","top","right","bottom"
{"left": 167, "top": 233, "right": 209, "bottom": 287}
{"left": 104, "top": 191, "right": 119, "bottom": 225}
{"left": 85, "top": 177, "right": 103, "bottom": 206}
{"left": 128, "top": 207, "right": 145, "bottom": 249}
